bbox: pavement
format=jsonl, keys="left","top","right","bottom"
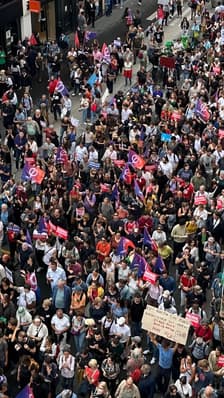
{"left": 44, "top": 2, "right": 195, "bottom": 134}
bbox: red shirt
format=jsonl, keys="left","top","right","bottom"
{"left": 180, "top": 275, "right": 196, "bottom": 291}
{"left": 195, "top": 325, "right": 212, "bottom": 342}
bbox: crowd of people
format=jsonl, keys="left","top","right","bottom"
{"left": 0, "top": 0, "right": 224, "bottom": 398}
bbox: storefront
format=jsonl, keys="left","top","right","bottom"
{"left": 0, "top": 0, "right": 23, "bottom": 54}
{"left": 31, "top": 0, "right": 56, "bottom": 41}
{"left": 30, "top": 0, "right": 77, "bottom": 42}
{"left": 55, "top": 0, "right": 77, "bottom": 39}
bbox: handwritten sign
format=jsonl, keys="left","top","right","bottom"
{"left": 185, "top": 312, "right": 200, "bottom": 328}
{"left": 142, "top": 305, "right": 190, "bottom": 345}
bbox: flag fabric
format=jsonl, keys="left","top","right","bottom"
{"left": 74, "top": 31, "right": 80, "bottom": 48}
{"left": 116, "top": 237, "right": 135, "bottom": 256}
{"left": 87, "top": 73, "right": 97, "bottom": 87}
{"left": 143, "top": 227, "right": 158, "bottom": 252}
{"left": 7, "top": 223, "right": 20, "bottom": 233}
{"left": 47, "top": 220, "right": 68, "bottom": 240}
{"left": 130, "top": 253, "right": 147, "bottom": 277}
{"left": 101, "top": 43, "right": 111, "bottom": 64}
{"left": 195, "top": 99, "right": 210, "bottom": 122}
{"left": 128, "top": 149, "right": 145, "bottom": 170}
{"left": 38, "top": 217, "right": 48, "bottom": 234}
{"left": 111, "top": 184, "right": 119, "bottom": 201}
{"left": 26, "top": 230, "right": 32, "bottom": 246}
{"left": 55, "top": 80, "right": 69, "bottom": 97}
{"left": 21, "top": 163, "right": 45, "bottom": 184}
{"left": 88, "top": 160, "right": 101, "bottom": 169}
{"left": 100, "top": 183, "right": 111, "bottom": 193}
{"left": 56, "top": 147, "right": 68, "bottom": 164}
{"left": 56, "top": 226, "right": 68, "bottom": 240}
{"left": 154, "top": 255, "right": 166, "bottom": 273}
{"left": 16, "top": 385, "right": 34, "bottom": 398}
{"left": 85, "top": 31, "right": 97, "bottom": 41}
{"left": 21, "top": 162, "right": 31, "bottom": 181}
{"left": 134, "top": 179, "right": 145, "bottom": 201}
{"left": 120, "top": 164, "right": 132, "bottom": 184}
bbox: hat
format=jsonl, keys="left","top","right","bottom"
{"left": 17, "top": 306, "right": 25, "bottom": 314}
{"left": 162, "top": 290, "right": 170, "bottom": 299}
{"left": 117, "top": 317, "right": 126, "bottom": 326}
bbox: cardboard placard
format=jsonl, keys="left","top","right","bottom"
{"left": 142, "top": 305, "right": 190, "bottom": 345}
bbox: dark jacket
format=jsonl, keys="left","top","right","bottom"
{"left": 52, "top": 285, "right": 71, "bottom": 312}
{"left": 138, "top": 373, "right": 155, "bottom": 398}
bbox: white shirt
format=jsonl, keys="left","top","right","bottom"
{"left": 51, "top": 314, "right": 70, "bottom": 332}
{"left": 75, "top": 146, "right": 88, "bottom": 162}
{"left": 175, "top": 380, "right": 192, "bottom": 398}
{"left": 58, "top": 353, "right": 75, "bottom": 378}
{"left": 46, "top": 266, "right": 66, "bottom": 290}
{"left": 17, "top": 289, "right": 36, "bottom": 309}
{"left": 112, "top": 323, "right": 131, "bottom": 343}
{"left": 27, "top": 322, "right": 49, "bottom": 340}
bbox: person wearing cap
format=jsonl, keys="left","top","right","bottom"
{"left": 114, "top": 316, "right": 131, "bottom": 346}
{"left": 58, "top": 345, "right": 75, "bottom": 389}
{"left": 158, "top": 290, "right": 177, "bottom": 315}
{"left": 16, "top": 306, "right": 32, "bottom": 330}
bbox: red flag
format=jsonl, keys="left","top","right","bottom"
{"left": 33, "top": 168, "right": 45, "bottom": 184}
{"left": 74, "top": 31, "right": 80, "bottom": 49}
{"left": 56, "top": 226, "right": 68, "bottom": 240}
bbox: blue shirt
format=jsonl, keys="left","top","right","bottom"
{"left": 159, "top": 276, "right": 176, "bottom": 293}
{"left": 158, "top": 343, "right": 174, "bottom": 369}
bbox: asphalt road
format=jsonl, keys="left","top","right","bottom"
{"left": 30, "top": 0, "right": 158, "bottom": 105}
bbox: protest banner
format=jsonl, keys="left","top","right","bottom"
{"left": 143, "top": 269, "right": 158, "bottom": 284}
{"left": 185, "top": 312, "right": 200, "bottom": 328}
{"left": 142, "top": 305, "right": 190, "bottom": 345}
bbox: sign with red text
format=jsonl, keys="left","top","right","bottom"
{"left": 142, "top": 305, "right": 190, "bottom": 345}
